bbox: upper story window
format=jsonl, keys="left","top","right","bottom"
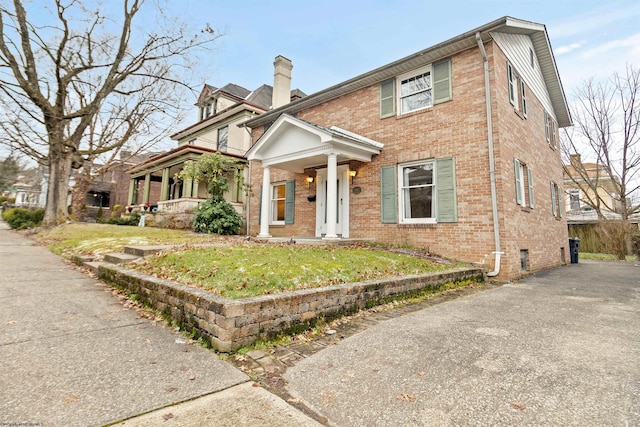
{"left": 399, "top": 67, "right": 432, "bottom": 114}
{"left": 380, "top": 59, "right": 451, "bottom": 118}
{"left": 188, "top": 138, "right": 196, "bottom": 146}
{"left": 508, "top": 63, "right": 518, "bottom": 106}
{"left": 217, "top": 126, "right": 228, "bottom": 152}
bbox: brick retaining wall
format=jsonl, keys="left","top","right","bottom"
{"left": 98, "top": 264, "right": 484, "bottom": 352}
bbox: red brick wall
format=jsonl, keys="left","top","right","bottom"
{"left": 249, "top": 40, "right": 568, "bottom": 279}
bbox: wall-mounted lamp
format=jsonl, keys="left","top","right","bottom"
{"left": 348, "top": 169, "right": 357, "bottom": 185}
{"left": 306, "top": 176, "right": 314, "bottom": 189}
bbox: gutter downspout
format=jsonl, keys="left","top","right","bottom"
{"left": 476, "top": 32, "right": 503, "bottom": 277}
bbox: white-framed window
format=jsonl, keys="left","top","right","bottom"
{"left": 568, "top": 189, "right": 580, "bottom": 210}
{"left": 544, "top": 111, "right": 550, "bottom": 143}
{"left": 397, "top": 65, "right": 432, "bottom": 114}
{"left": 508, "top": 63, "right": 518, "bottom": 106}
{"left": 188, "top": 138, "right": 196, "bottom": 146}
{"left": 217, "top": 126, "right": 228, "bottom": 152}
{"left": 514, "top": 158, "right": 534, "bottom": 208}
{"left": 383, "top": 59, "right": 451, "bottom": 118}
{"left": 270, "top": 182, "right": 286, "bottom": 224}
{"left": 398, "top": 160, "right": 436, "bottom": 223}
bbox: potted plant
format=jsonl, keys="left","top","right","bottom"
{"left": 126, "top": 205, "right": 133, "bottom": 213}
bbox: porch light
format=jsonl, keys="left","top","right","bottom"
{"left": 348, "top": 169, "right": 357, "bottom": 184}
{"left": 306, "top": 176, "right": 314, "bottom": 189}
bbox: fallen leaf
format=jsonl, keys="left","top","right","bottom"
{"left": 287, "top": 398, "right": 302, "bottom": 404}
{"left": 252, "top": 382, "right": 261, "bottom": 387}
{"left": 165, "top": 387, "right": 178, "bottom": 392}
{"left": 64, "top": 395, "right": 81, "bottom": 404}
{"left": 511, "top": 402, "right": 526, "bottom": 411}
{"left": 416, "top": 371, "right": 427, "bottom": 376}
{"left": 189, "top": 374, "right": 196, "bottom": 380}
{"left": 6, "top": 320, "right": 17, "bottom": 325}
{"left": 397, "top": 393, "right": 416, "bottom": 402}
{"left": 162, "top": 413, "right": 174, "bottom": 420}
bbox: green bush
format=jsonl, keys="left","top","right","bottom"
{"left": 103, "top": 213, "right": 140, "bottom": 226}
{"left": 192, "top": 197, "right": 241, "bottom": 235}
{"left": 2, "top": 207, "right": 44, "bottom": 229}
{"left": 0, "top": 196, "right": 15, "bottom": 205}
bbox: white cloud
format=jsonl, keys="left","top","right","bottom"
{"left": 549, "top": 4, "right": 640, "bottom": 39}
{"left": 581, "top": 33, "right": 640, "bottom": 59}
{"left": 556, "top": 42, "right": 585, "bottom": 55}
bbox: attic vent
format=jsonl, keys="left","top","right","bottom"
{"left": 530, "top": 48, "right": 534, "bottom": 68}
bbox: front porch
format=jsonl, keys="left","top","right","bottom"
{"left": 246, "top": 114, "right": 383, "bottom": 241}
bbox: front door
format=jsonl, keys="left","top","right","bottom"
{"left": 316, "top": 166, "right": 350, "bottom": 237}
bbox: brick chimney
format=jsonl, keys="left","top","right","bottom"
{"left": 272, "top": 55, "right": 293, "bottom": 109}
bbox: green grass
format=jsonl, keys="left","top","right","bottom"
{"left": 32, "top": 223, "right": 464, "bottom": 300}
{"left": 32, "top": 223, "right": 223, "bottom": 257}
{"left": 135, "top": 243, "right": 456, "bottom": 299}
{"left": 579, "top": 252, "right": 638, "bottom": 262}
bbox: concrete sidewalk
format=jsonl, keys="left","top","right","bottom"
{"left": 285, "top": 261, "right": 640, "bottom": 426}
{"left": 0, "top": 220, "right": 320, "bottom": 427}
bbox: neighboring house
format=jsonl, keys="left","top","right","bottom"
{"left": 244, "top": 16, "right": 572, "bottom": 280}
{"left": 563, "top": 153, "right": 626, "bottom": 222}
{"left": 125, "top": 56, "right": 306, "bottom": 220}
{"left": 11, "top": 166, "right": 45, "bottom": 208}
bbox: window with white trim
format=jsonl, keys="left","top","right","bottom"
{"left": 217, "top": 126, "right": 228, "bottom": 152}
{"left": 270, "top": 183, "right": 286, "bottom": 224}
{"left": 514, "top": 159, "right": 534, "bottom": 208}
{"left": 399, "top": 160, "right": 435, "bottom": 223}
{"left": 508, "top": 63, "right": 518, "bottom": 106}
{"left": 398, "top": 66, "right": 432, "bottom": 114}
{"left": 568, "top": 189, "right": 580, "bottom": 210}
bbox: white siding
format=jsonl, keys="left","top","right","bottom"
{"left": 491, "top": 32, "right": 556, "bottom": 121}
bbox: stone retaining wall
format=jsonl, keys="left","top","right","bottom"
{"left": 98, "top": 264, "right": 484, "bottom": 352}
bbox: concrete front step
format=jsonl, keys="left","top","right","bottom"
{"left": 84, "top": 261, "right": 106, "bottom": 275}
{"left": 103, "top": 252, "right": 140, "bottom": 264}
{"left": 124, "top": 245, "right": 173, "bottom": 257}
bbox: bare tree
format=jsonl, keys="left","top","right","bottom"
{"left": 0, "top": 0, "right": 218, "bottom": 226}
{"left": 562, "top": 65, "right": 640, "bottom": 258}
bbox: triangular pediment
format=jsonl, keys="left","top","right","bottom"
{"left": 246, "top": 114, "right": 382, "bottom": 173}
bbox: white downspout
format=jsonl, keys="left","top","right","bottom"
{"left": 476, "top": 32, "right": 503, "bottom": 277}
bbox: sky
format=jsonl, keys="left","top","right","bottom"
{"left": 2, "top": 0, "right": 639, "bottom": 157}
{"left": 168, "top": 0, "right": 640, "bottom": 112}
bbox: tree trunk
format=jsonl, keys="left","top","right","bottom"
{"left": 43, "top": 151, "right": 73, "bottom": 227}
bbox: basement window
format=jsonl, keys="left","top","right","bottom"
{"left": 520, "top": 249, "right": 529, "bottom": 271}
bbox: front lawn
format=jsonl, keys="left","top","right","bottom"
{"left": 579, "top": 252, "right": 638, "bottom": 262}
{"left": 32, "top": 223, "right": 464, "bottom": 299}
{"left": 135, "top": 243, "right": 456, "bottom": 299}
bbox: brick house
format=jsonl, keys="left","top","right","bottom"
{"left": 244, "top": 17, "right": 572, "bottom": 280}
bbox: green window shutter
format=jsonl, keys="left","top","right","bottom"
{"left": 433, "top": 59, "right": 452, "bottom": 104}
{"left": 527, "top": 167, "right": 534, "bottom": 208}
{"left": 550, "top": 182, "right": 557, "bottom": 217}
{"left": 380, "top": 166, "right": 398, "bottom": 223}
{"left": 557, "top": 185, "right": 564, "bottom": 217}
{"left": 514, "top": 159, "right": 523, "bottom": 205}
{"left": 380, "top": 79, "right": 396, "bottom": 118}
{"left": 436, "top": 157, "right": 457, "bottom": 222}
{"left": 284, "top": 180, "right": 295, "bottom": 224}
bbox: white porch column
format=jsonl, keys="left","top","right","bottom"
{"left": 324, "top": 153, "right": 339, "bottom": 240}
{"left": 258, "top": 166, "right": 272, "bottom": 238}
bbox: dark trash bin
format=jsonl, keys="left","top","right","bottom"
{"left": 569, "top": 237, "right": 580, "bottom": 264}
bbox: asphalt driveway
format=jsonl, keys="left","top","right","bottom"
{"left": 285, "top": 261, "right": 640, "bottom": 426}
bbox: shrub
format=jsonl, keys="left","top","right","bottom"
{"left": 104, "top": 213, "right": 140, "bottom": 226}
{"left": 3, "top": 207, "right": 44, "bottom": 229}
{"left": 192, "top": 197, "right": 241, "bottom": 235}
